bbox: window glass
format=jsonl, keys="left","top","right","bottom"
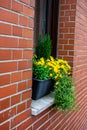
{"left": 34, "top": 0, "right": 59, "bottom": 57}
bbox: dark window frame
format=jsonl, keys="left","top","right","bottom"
{"left": 34, "top": 0, "right": 59, "bottom": 57}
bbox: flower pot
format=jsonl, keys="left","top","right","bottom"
{"left": 32, "top": 79, "right": 54, "bottom": 100}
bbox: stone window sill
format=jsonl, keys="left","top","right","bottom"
{"left": 31, "top": 94, "right": 54, "bottom": 116}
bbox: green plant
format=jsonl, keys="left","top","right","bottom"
{"left": 33, "top": 65, "right": 50, "bottom": 80}
{"left": 53, "top": 73, "right": 76, "bottom": 112}
{"left": 46, "top": 56, "right": 71, "bottom": 80}
{"left": 35, "top": 34, "right": 52, "bottom": 60}
{"left": 33, "top": 56, "right": 50, "bottom": 80}
{"left": 33, "top": 55, "right": 76, "bottom": 112}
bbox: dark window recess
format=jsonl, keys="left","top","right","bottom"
{"left": 34, "top": 0, "right": 59, "bottom": 57}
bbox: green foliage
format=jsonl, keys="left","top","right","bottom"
{"left": 33, "top": 41, "right": 76, "bottom": 112}
{"left": 35, "top": 34, "right": 52, "bottom": 59}
{"left": 54, "top": 73, "right": 76, "bottom": 112}
{"left": 33, "top": 65, "right": 50, "bottom": 80}
{"left": 33, "top": 56, "right": 50, "bottom": 80}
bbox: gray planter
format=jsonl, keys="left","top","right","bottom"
{"left": 32, "top": 79, "right": 54, "bottom": 100}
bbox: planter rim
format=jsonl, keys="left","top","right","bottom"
{"left": 33, "top": 78, "right": 51, "bottom": 81}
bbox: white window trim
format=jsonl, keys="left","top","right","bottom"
{"left": 31, "top": 93, "right": 54, "bottom": 116}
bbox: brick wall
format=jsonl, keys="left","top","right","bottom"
{"left": 0, "top": 0, "right": 87, "bottom": 130}
{"left": 73, "top": 0, "right": 87, "bottom": 129}
{"left": 58, "top": 0, "right": 76, "bottom": 67}
{"left": 0, "top": 0, "right": 35, "bottom": 129}
{"left": 57, "top": 0, "right": 87, "bottom": 130}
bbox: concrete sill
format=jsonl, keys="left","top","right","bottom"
{"left": 31, "top": 94, "right": 54, "bottom": 116}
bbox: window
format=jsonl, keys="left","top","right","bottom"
{"left": 31, "top": 0, "right": 59, "bottom": 115}
{"left": 34, "top": 0, "right": 59, "bottom": 57}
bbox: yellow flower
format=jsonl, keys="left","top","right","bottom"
{"left": 50, "top": 73, "right": 53, "bottom": 77}
{"left": 50, "top": 56, "right": 54, "bottom": 61}
{"left": 54, "top": 67, "right": 58, "bottom": 73}
{"left": 59, "top": 74, "right": 62, "bottom": 78}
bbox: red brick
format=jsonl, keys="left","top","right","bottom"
{"left": 12, "top": 1, "right": 23, "bottom": 13}
{"left": 22, "top": 90, "right": 32, "bottom": 100}
{"left": 60, "top": 12, "right": 64, "bottom": 16}
{"left": 27, "top": 60, "right": 32, "bottom": 69}
{"left": 60, "top": 28, "right": 68, "bottom": 33}
{"left": 33, "top": 115, "right": 48, "bottom": 129}
{"left": 19, "top": 39, "right": 34, "bottom": 48}
{"left": 70, "top": 16, "right": 75, "bottom": 21}
{"left": 60, "top": 0, "right": 66, "bottom": 4}
{"left": 0, "top": 50, "right": 11, "bottom": 60}
{"left": 64, "top": 56, "right": 73, "bottom": 61}
{"left": 59, "top": 34, "right": 63, "bottom": 38}
{"left": 12, "top": 50, "right": 22, "bottom": 59}
{"left": 11, "top": 72, "right": 21, "bottom": 83}
{"left": 0, "top": 98, "right": 10, "bottom": 110}
{"left": 11, "top": 94, "right": 20, "bottom": 105}
{"left": 27, "top": 80, "right": 32, "bottom": 88}
{"left": 65, "top": 22, "right": 75, "bottom": 27}
{"left": 0, "top": 23, "right": 11, "bottom": 35}
{"left": 0, "top": 107, "right": 16, "bottom": 123}
{"left": 29, "top": 18, "right": 34, "bottom": 28}
{"left": 65, "top": 11, "right": 76, "bottom": 16}
{"left": 0, "top": 84, "right": 17, "bottom": 98}
{"left": 59, "top": 51, "right": 68, "bottom": 55}
{"left": 0, "top": 0, "right": 11, "bottom": 9}
{"left": 66, "top": 0, "right": 76, "bottom": 4}
{"left": 19, "top": 16, "right": 29, "bottom": 26}
{"left": 59, "top": 23, "right": 64, "bottom": 27}
{"left": 23, "top": 28, "right": 34, "bottom": 38}
{"left": 69, "top": 51, "right": 74, "bottom": 55}
{"left": 17, "top": 117, "right": 32, "bottom": 130}
{"left": 11, "top": 110, "right": 31, "bottom": 128}
{"left": 18, "top": 81, "right": 26, "bottom": 92}
{"left": 23, "top": 6, "right": 34, "bottom": 17}
{"left": 49, "top": 110, "right": 58, "bottom": 118}
{"left": 70, "top": 28, "right": 75, "bottom": 33}
{"left": 71, "top": 4, "right": 76, "bottom": 9}
{"left": 60, "top": 5, "right": 70, "bottom": 10}
{"left": 30, "top": 0, "right": 35, "bottom": 7}
{"left": 18, "top": 61, "right": 27, "bottom": 70}
{"left": 64, "top": 45, "right": 74, "bottom": 50}
{"left": 48, "top": 115, "right": 64, "bottom": 130}
{"left": 22, "top": 70, "right": 32, "bottom": 80}
{"left": 60, "top": 17, "right": 69, "bottom": 22}
{"left": 23, "top": 50, "right": 33, "bottom": 59}
{"left": 58, "top": 45, "right": 63, "bottom": 50}
{"left": 26, "top": 99, "right": 31, "bottom": 108}
{"left": 37, "top": 107, "right": 51, "bottom": 119}
{"left": 59, "top": 40, "right": 68, "bottom": 44}
{"left": 0, "top": 36, "right": 18, "bottom": 48}
{"left": 69, "top": 40, "right": 74, "bottom": 44}
{"left": 17, "top": 102, "right": 26, "bottom": 113}
{"left": 39, "top": 121, "right": 50, "bottom": 130}
{"left": 0, "top": 74, "right": 10, "bottom": 86}
{"left": 64, "top": 34, "right": 74, "bottom": 39}
{"left": 20, "top": 0, "right": 28, "bottom": 4}
{"left": 0, "top": 9, "right": 18, "bottom": 24}
{"left": 0, "top": 62, "right": 17, "bottom": 73}
{"left": 51, "top": 112, "right": 62, "bottom": 122}
{"left": 26, "top": 126, "right": 32, "bottom": 130}
{"left": 0, "top": 122, "right": 9, "bottom": 130}
{"left": 13, "top": 26, "right": 22, "bottom": 36}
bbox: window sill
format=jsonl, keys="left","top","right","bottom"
{"left": 31, "top": 94, "right": 54, "bottom": 116}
